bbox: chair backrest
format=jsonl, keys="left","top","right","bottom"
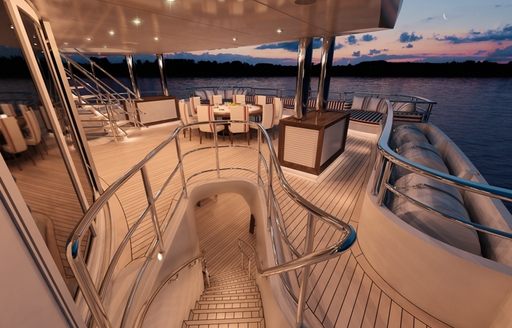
{"left": 0, "top": 103, "right": 16, "bottom": 116}
{"left": 233, "top": 94, "right": 246, "bottom": 105}
{"left": 178, "top": 100, "right": 188, "bottom": 125}
{"left": 212, "top": 94, "right": 223, "bottom": 106}
{"left": 197, "top": 105, "right": 215, "bottom": 133}
{"left": 255, "top": 95, "right": 267, "bottom": 106}
{"left": 261, "top": 104, "right": 274, "bottom": 129}
{"left": 23, "top": 110, "right": 42, "bottom": 144}
{"left": 0, "top": 116, "right": 28, "bottom": 154}
{"left": 273, "top": 97, "right": 283, "bottom": 126}
{"left": 189, "top": 96, "right": 201, "bottom": 114}
{"left": 229, "top": 105, "right": 249, "bottom": 133}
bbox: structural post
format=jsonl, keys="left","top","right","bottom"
{"left": 126, "top": 55, "right": 141, "bottom": 99}
{"left": 157, "top": 54, "right": 169, "bottom": 96}
{"left": 294, "top": 37, "right": 313, "bottom": 119}
{"left": 316, "top": 36, "right": 335, "bottom": 112}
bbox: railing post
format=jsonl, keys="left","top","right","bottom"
{"left": 377, "top": 160, "right": 392, "bottom": 205}
{"left": 140, "top": 166, "right": 165, "bottom": 253}
{"left": 267, "top": 153, "right": 273, "bottom": 217}
{"left": 257, "top": 128, "right": 261, "bottom": 186}
{"left": 175, "top": 137, "right": 188, "bottom": 198}
{"left": 213, "top": 122, "right": 220, "bottom": 178}
{"left": 296, "top": 212, "right": 315, "bottom": 328}
{"left": 373, "top": 156, "right": 387, "bottom": 196}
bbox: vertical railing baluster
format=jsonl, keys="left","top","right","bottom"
{"left": 267, "top": 153, "right": 273, "bottom": 217}
{"left": 377, "top": 160, "right": 392, "bottom": 205}
{"left": 213, "top": 122, "right": 220, "bottom": 178}
{"left": 141, "top": 166, "right": 165, "bottom": 253}
{"left": 296, "top": 212, "right": 315, "bottom": 328}
{"left": 257, "top": 128, "right": 261, "bottom": 186}
{"left": 175, "top": 137, "right": 188, "bottom": 198}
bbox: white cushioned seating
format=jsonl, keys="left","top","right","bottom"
{"left": 351, "top": 96, "right": 366, "bottom": 110}
{"left": 390, "top": 124, "right": 429, "bottom": 149}
{"left": 393, "top": 101, "right": 416, "bottom": 112}
{"left": 194, "top": 90, "right": 207, "bottom": 101}
{"left": 395, "top": 141, "right": 449, "bottom": 177}
{"left": 366, "top": 97, "right": 382, "bottom": 111}
{"left": 224, "top": 89, "right": 234, "bottom": 101}
{"left": 389, "top": 174, "right": 482, "bottom": 255}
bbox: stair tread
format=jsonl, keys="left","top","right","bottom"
{"left": 206, "top": 282, "right": 256, "bottom": 291}
{"left": 183, "top": 317, "right": 264, "bottom": 324}
{"left": 190, "top": 307, "right": 262, "bottom": 314}
{"left": 204, "top": 286, "right": 258, "bottom": 294}
{"left": 196, "top": 299, "right": 262, "bottom": 305}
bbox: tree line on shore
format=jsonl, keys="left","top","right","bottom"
{"left": 1, "top": 56, "right": 512, "bottom": 79}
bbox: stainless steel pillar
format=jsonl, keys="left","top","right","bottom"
{"left": 294, "top": 37, "right": 313, "bottom": 119}
{"left": 126, "top": 55, "right": 141, "bottom": 99}
{"left": 316, "top": 36, "right": 335, "bottom": 112}
{"left": 157, "top": 54, "right": 169, "bottom": 96}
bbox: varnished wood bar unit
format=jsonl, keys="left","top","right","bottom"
{"left": 278, "top": 111, "right": 350, "bottom": 175}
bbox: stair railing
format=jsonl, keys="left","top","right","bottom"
{"left": 66, "top": 119, "right": 356, "bottom": 328}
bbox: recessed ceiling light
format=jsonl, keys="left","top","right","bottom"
{"left": 63, "top": 42, "right": 69, "bottom": 46}
{"left": 166, "top": 0, "right": 175, "bottom": 2}
{"left": 232, "top": 37, "right": 237, "bottom": 42}
{"left": 108, "top": 30, "right": 115, "bottom": 36}
{"left": 295, "top": 0, "right": 316, "bottom": 4}
{"left": 132, "top": 17, "right": 142, "bottom": 26}
{"left": 10, "top": 25, "right": 14, "bottom": 30}
{"left": 154, "top": 36, "right": 159, "bottom": 41}
{"left": 33, "top": 43, "right": 37, "bottom": 46}
{"left": 103, "top": 45, "right": 108, "bottom": 49}
{"left": 86, "top": 37, "right": 92, "bottom": 41}
{"left": 276, "top": 28, "right": 283, "bottom": 34}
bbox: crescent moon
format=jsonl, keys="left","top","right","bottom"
{"left": 443, "top": 13, "right": 448, "bottom": 20}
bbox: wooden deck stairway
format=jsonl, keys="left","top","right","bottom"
{"left": 183, "top": 267, "right": 265, "bottom": 328}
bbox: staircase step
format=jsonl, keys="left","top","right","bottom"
{"left": 206, "top": 280, "right": 256, "bottom": 292}
{"left": 182, "top": 317, "right": 264, "bottom": 328}
{"left": 204, "top": 286, "right": 259, "bottom": 296}
{"left": 188, "top": 307, "right": 263, "bottom": 320}
{"left": 195, "top": 299, "right": 262, "bottom": 310}
{"left": 200, "top": 292, "right": 260, "bottom": 302}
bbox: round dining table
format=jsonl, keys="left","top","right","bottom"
{"left": 212, "top": 104, "right": 262, "bottom": 119}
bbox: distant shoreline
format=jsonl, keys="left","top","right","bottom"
{"left": 1, "top": 57, "right": 511, "bottom": 79}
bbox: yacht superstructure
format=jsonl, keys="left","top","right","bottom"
{"left": 1, "top": 1, "right": 511, "bottom": 328}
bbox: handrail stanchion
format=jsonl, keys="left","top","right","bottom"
{"left": 141, "top": 166, "right": 165, "bottom": 253}
{"left": 213, "top": 122, "right": 220, "bottom": 178}
{"left": 175, "top": 137, "right": 188, "bottom": 198}
{"left": 267, "top": 153, "right": 273, "bottom": 216}
{"left": 377, "top": 160, "right": 392, "bottom": 205}
{"left": 295, "top": 212, "right": 315, "bottom": 328}
{"left": 257, "top": 128, "right": 261, "bottom": 186}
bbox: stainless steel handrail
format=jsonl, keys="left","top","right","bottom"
{"left": 374, "top": 100, "right": 512, "bottom": 240}
{"left": 134, "top": 254, "right": 205, "bottom": 328}
{"left": 66, "top": 119, "right": 357, "bottom": 328}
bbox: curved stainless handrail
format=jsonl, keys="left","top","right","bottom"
{"left": 375, "top": 100, "right": 512, "bottom": 240}
{"left": 66, "top": 119, "right": 357, "bottom": 328}
{"left": 134, "top": 254, "right": 204, "bottom": 328}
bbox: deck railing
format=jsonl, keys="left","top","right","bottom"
{"left": 373, "top": 100, "right": 512, "bottom": 241}
{"left": 66, "top": 120, "right": 356, "bottom": 328}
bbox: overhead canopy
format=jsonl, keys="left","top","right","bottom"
{"left": 4, "top": 0, "right": 402, "bottom": 54}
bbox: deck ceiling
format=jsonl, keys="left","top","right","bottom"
{"left": 7, "top": 0, "right": 402, "bottom": 54}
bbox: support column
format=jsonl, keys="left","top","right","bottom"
{"left": 294, "top": 37, "right": 313, "bottom": 119}
{"left": 126, "top": 55, "right": 141, "bottom": 99}
{"left": 316, "top": 36, "right": 335, "bottom": 112}
{"left": 157, "top": 54, "right": 169, "bottom": 96}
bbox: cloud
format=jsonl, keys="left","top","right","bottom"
{"left": 436, "top": 25, "right": 512, "bottom": 44}
{"left": 352, "top": 51, "right": 361, "bottom": 57}
{"left": 254, "top": 38, "right": 343, "bottom": 52}
{"left": 368, "top": 49, "right": 382, "bottom": 55}
{"left": 361, "top": 34, "right": 376, "bottom": 42}
{"left": 486, "top": 45, "right": 512, "bottom": 62}
{"left": 399, "top": 32, "right": 423, "bottom": 43}
{"left": 474, "top": 50, "right": 487, "bottom": 55}
{"left": 347, "top": 35, "right": 357, "bottom": 45}
{"left": 169, "top": 52, "right": 295, "bottom": 65}
{"left": 404, "top": 43, "right": 414, "bottom": 49}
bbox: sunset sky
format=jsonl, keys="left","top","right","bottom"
{"left": 171, "top": 0, "right": 512, "bottom": 65}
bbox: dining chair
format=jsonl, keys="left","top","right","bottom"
{"left": 197, "top": 105, "right": 224, "bottom": 144}
{"left": 23, "top": 109, "right": 45, "bottom": 158}
{"left": 250, "top": 101, "right": 274, "bottom": 141}
{"left": 228, "top": 105, "right": 250, "bottom": 145}
{"left": 0, "top": 103, "right": 16, "bottom": 116}
{"left": 212, "top": 94, "right": 223, "bottom": 106}
{"left": 189, "top": 96, "right": 201, "bottom": 115}
{"left": 272, "top": 97, "right": 283, "bottom": 139}
{"left": 233, "top": 94, "right": 246, "bottom": 105}
{"left": 0, "top": 116, "right": 30, "bottom": 169}
{"left": 255, "top": 95, "right": 267, "bottom": 106}
{"left": 179, "top": 100, "right": 198, "bottom": 141}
